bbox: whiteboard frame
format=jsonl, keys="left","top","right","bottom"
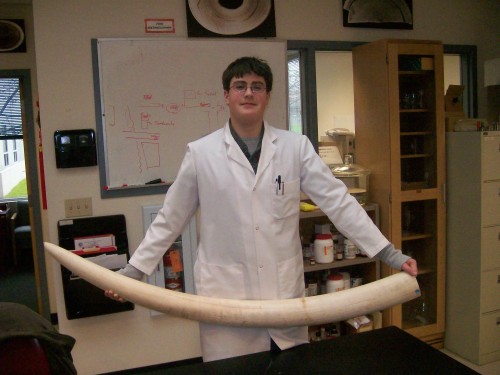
{"left": 92, "top": 39, "right": 170, "bottom": 198}
{"left": 92, "top": 38, "right": 288, "bottom": 198}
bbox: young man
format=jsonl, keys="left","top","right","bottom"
{"left": 106, "top": 57, "right": 418, "bottom": 362}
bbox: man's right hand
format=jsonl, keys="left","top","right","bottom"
{"left": 104, "top": 289, "right": 126, "bottom": 303}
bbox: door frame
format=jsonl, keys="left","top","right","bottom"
{"left": 1, "top": 69, "right": 50, "bottom": 321}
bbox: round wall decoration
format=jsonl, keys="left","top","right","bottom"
{"left": 0, "top": 20, "right": 25, "bottom": 52}
{"left": 187, "top": 0, "right": 272, "bottom": 36}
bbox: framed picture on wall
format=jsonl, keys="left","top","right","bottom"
{"left": 186, "top": 0, "right": 276, "bottom": 38}
{"left": 0, "top": 19, "right": 27, "bottom": 53}
{"left": 342, "top": 0, "right": 413, "bottom": 30}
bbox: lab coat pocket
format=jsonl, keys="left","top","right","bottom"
{"left": 277, "top": 252, "right": 304, "bottom": 299}
{"left": 196, "top": 260, "right": 246, "bottom": 299}
{"left": 272, "top": 178, "right": 300, "bottom": 219}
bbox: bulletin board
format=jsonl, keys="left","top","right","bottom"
{"left": 92, "top": 38, "right": 287, "bottom": 198}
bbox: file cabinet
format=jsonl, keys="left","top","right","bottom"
{"left": 445, "top": 130, "right": 500, "bottom": 365}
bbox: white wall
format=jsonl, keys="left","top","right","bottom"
{"left": 18, "top": 0, "right": 500, "bottom": 373}
{"left": 316, "top": 52, "right": 355, "bottom": 136}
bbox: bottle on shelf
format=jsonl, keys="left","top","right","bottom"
{"left": 343, "top": 239, "right": 357, "bottom": 259}
{"left": 326, "top": 274, "right": 345, "bottom": 293}
{"left": 314, "top": 233, "right": 334, "bottom": 263}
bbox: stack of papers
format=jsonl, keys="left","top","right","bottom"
{"left": 69, "top": 253, "right": 127, "bottom": 280}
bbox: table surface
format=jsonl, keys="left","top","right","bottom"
{"left": 165, "top": 326, "right": 479, "bottom": 375}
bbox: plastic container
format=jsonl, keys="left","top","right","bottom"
{"left": 339, "top": 271, "right": 351, "bottom": 290}
{"left": 326, "top": 274, "right": 345, "bottom": 293}
{"left": 343, "top": 239, "right": 357, "bottom": 259}
{"left": 351, "top": 276, "right": 363, "bottom": 288}
{"left": 306, "top": 274, "right": 318, "bottom": 296}
{"left": 332, "top": 234, "right": 343, "bottom": 260}
{"left": 332, "top": 154, "right": 371, "bottom": 205}
{"left": 314, "top": 233, "right": 334, "bottom": 263}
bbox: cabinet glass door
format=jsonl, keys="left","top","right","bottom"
{"left": 398, "top": 55, "right": 437, "bottom": 191}
{"left": 400, "top": 199, "right": 438, "bottom": 329}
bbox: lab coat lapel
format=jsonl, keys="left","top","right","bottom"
{"left": 254, "top": 122, "right": 277, "bottom": 184}
{"left": 224, "top": 124, "right": 254, "bottom": 173}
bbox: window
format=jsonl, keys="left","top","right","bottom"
{"left": 0, "top": 76, "right": 27, "bottom": 198}
{"left": 288, "top": 52, "right": 303, "bottom": 134}
{"left": 13, "top": 140, "right": 18, "bottom": 162}
{"left": 0, "top": 78, "right": 23, "bottom": 139}
{"left": 287, "top": 41, "right": 477, "bottom": 149}
{"left": 3, "top": 140, "right": 9, "bottom": 166}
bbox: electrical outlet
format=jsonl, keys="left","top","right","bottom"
{"left": 64, "top": 197, "right": 93, "bottom": 218}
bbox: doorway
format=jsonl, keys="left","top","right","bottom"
{"left": 0, "top": 70, "right": 50, "bottom": 320}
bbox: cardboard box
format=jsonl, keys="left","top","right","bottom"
{"left": 318, "top": 141, "right": 343, "bottom": 166}
{"left": 445, "top": 85, "right": 465, "bottom": 112}
{"left": 74, "top": 234, "right": 115, "bottom": 250}
{"left": 445, "top": 112, "right": 466, "bottom": 132}
{"left": 344, "top": 315, "right": 373, "bottom": 334}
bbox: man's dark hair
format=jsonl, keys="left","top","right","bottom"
{"left": 222, "top": 57, "right": 273, "bottom": 92}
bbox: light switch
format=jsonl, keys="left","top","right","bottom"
{"left": 64, "top": 197, "right": 93, "bottom": 218}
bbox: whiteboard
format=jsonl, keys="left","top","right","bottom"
{"left": 92, "top": 38, "right": 287, "bottom": 198}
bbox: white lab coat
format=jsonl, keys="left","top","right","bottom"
{"left": 129, "top": 122, "right": 390, "bottom": 361}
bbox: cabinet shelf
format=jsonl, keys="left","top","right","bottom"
{"left": 401, "top": 181, "right": 429, "bottom": 190}
{"left": 402, "top": 232, "right": 433, "bottom": 241}
{"left": 401, "top": 153, "right": 433, "bottom": 159}
{"left": 399, "top": 108, "right": 429, "bottom": 113}
{"left": 299, "top": 202, "right": 379, "bottom": 220}
{"left": 300, "top": 202, "right": 381, "bottom": 341}
{"left": 399, "top": 70, "right": 434, "bottom": 75}
{"left": 300, "top": 203, "right": 380, "bottom": 275}
{"left": 417, "top": 266, "right": 435, "bottom": 275}
{"left": 304, "top": 257, "right": 375, "bottom": 273}
{"left": 401, "top": 131, "right": 434, "bottom": 136}
{"left": 299, "top": 209, "right": 324, "bottom": 219}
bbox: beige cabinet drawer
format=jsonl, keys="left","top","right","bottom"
{"left": 482, "top": 134, "right": 500, "bottom": 181}
{"left": 482, "top": 226, "right": 500, "bottom": 271}
{"left": 481, "top": 269, "right": 500, "bottom": 312}
{"left": 480, "top": 310, "right": 500, "bottom": 355}
{"left": 482, "top": 181, "right": 500, "bottom": 226}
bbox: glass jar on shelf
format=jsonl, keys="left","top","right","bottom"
{"left": 331, "top": 154, "right": 371, "bottom": 205}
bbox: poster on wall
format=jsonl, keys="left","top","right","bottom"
{"left": 186, "top": 0, "right": 276, "bottom": 37}
{"left": 342, "top": 0, "right": 413, "bottom": 30}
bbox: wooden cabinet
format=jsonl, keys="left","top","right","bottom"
{"left": 300, "top": 203, "right": 380, "bottom": 275}
{"left": 353, "top": 40, "right": 446, "bottom": 347}
{"left": 300, "top": 203, "right": 381, "bottom": 339}
{"left": 445, "top": 131, "right": 500, "bottom": 365}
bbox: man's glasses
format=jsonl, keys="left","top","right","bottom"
{"left": 230, "top": 82, "right": 267, "bottom": 94}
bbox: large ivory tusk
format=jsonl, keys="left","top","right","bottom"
{"left": 45, "top": 242, "right": 420, "bottom": 327}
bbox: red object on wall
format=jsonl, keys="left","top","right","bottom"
{"left": 37, "top": 99, "right": 47, "bottom": 210}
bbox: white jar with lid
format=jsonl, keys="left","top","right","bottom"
{"left": 343, "top": 239, "right": 357, "bottom": 259}
{"left": 338, "top": 271, "right": 351, "bottom": 290}
{"left": 314, "top": 233, "right": 334, "bottom": 263}
{"left": 326, "top": 274, "right": 345, "bottom": 293}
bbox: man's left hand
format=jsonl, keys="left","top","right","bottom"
{"left": 402, "top": 258, "right": 418, "bottom": 277}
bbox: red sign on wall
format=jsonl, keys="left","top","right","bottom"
{"left": 145, "top": 19, "right": 175, "bottom": 34}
